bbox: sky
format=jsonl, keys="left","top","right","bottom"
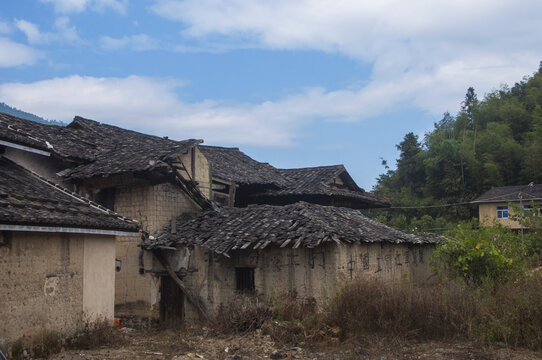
{"left": 1, "top": 1, "right": 541, "bottom": 190}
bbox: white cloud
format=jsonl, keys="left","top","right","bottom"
{"left": 151, "top": 0, "right": 542, "bottom": 118}
{"left": 0, "top": 64, "right": 537, "bottom": 146}
{"left": 0, "top": 75, "right": 303, "bottom": 146}
{"left": 14, "top": 18, "right": 81, "bottom": 44}
{"left": 41, "top": 0, "right": 127, "bottom": 14}
{"left": 0, "top": 37, "right": 41, "bottom": 67}
{"left": 15, "top": 19, "right": 51, "bottom": 44}
{"left": 101, "top": 34, "right": 159, "bottom": 51}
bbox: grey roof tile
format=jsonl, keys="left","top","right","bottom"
{"left": 142, "top": 202, "right": 435, "bottom": 254}
{"left": 0, "top": 157, "right": 139, "bottom": 232}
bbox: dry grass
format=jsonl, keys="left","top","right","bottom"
{"left": 211, "top": 294, "right": 272, "bottom": 334}
{"left": 8, "top": 319, "right": 127, "bottom": 359}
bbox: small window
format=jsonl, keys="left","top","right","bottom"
{"left": 497, "top": 206, "right": 508, "bottom": 219}
{"left": 235, "top": 267, "right": 255, "bottom": 292}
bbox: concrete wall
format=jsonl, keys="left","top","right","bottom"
{"left": 0, "top": 231, "right": 115, "bottom": 348}
{"left": 479, "top": 202, "right": 522, "bottom": 229}
{"left": 177, "top": 242, "right": 435, "bottom": 320}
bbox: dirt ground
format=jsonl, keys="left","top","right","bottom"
{"left": 49, "top": 327, "right": 542, "bottom": 360}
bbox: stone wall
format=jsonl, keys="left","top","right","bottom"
{"left": 0, "top": 231, "right": 115, "bottom": 348}
{"left": 177, "top": 242, "right": 435, "bottom": 320}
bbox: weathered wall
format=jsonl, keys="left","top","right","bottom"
{"left": 105, "top": 180, "right": 199, "bottom": 319}
{"left": 3, "top": 147, "right": 74, "bottom": 189}
{"left": 479, "top": 202, "right": 521, "bottom": 229}
{"left": 178, "top": 242, "right": 435, "bottom": 320}
{"left": 83, "top": 236, "right": 116, "bottom": 322}
{"left": 0, "top": 231, "right": 115, "bottom": 347}
{"left": 178, "top": 147, "right": 212, "bottom": 199}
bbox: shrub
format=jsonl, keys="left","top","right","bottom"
{"left": 431, "top": 222, "right": 526, "bottom": 284}
{"left": 325, "top": 277, "right": 476, "bottom": 341}
{"left": 212, "top": 294, "right": 272, "bottom": 333}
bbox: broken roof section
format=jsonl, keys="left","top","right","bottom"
{"left": 0, "top": 113, "right": 203, "bottom": 179}
{"left": 198, "top": 145, "right": 287, "bottom": 187}
{"left": 0, "top": 112, "right": 212, "bottom": 210}
{"left": 142, "top": 202, "right": 435, "bottom": 255}
{"left": 58, "top": 117, "right": 202, "bottom": 180}
{"left": 255, "top": 165, "right": 390, "bottom": 208}
{"left": 0, "top": 157, "right": 138, "bottom": 235}
{"left": 199, "top": 145, "right": 389, "bottom": 209}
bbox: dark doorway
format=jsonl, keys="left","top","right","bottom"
{"left": 160, "top": 276, "right": 184, "bottom": 327}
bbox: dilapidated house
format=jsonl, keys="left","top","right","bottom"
{"left": 1, "top": 112, "right": 438, "bottom": 328}
{"left": 142, "top": 202, "right": 436, "bottom": 323}
{"left": 1, "top": 113, "right": 213, "bottom": 321}
{"left": 141, "top": 146, "right": 436, "bottom": 324}
{"left": 0, "top": 144, "right": 138, "bottom": 348}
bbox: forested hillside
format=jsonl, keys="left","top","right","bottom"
{"left": 371, "top": 63, "right": 542, "bottom": 232}
{"left": 0, "top": 102, "right": 63, "bottom": 125}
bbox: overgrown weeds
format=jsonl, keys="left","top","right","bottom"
{"left": 9, "top": 319, "right": 126, "bottom": 359}
{"left": 211, "top": 274, "right": 542, "bottom": 351}
{"left": 212, "top": 294, "right": 272, "bottom": 333}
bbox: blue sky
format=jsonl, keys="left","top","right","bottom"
{"left": 1, "top": 1, "right": 541, "bottom": 190}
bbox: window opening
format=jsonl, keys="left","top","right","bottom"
{"left": 497, "top": 206, "right": 508, "bottom": 219}
{"left": 235, "top": 267, "right": 255, "bottom": 292}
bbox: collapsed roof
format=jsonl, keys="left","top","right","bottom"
{"left": 198, "top": 145, "right": 389, "bottom": 209}
{"left": 0, "top": 157, "right": 138, "bottom": 234}
{"left": 0, "top": 113, "right": 212, "bottom": 209}
{"left": 142, "top": 202, "right": 435, "bottom": 255}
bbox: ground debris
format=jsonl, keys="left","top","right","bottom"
{"left": 49, "top": 328, "right": 542, "bottom": 360}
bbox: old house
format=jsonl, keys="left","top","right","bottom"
{"left": 1, "top": 112, "right": 437, "bottom": 328}
{"left": 0, "top": 113, "right": 213, "bottom": 321}
{"left": 141, "top": 146, "right": 435, "bottom": 324}
{"left": 142, "top": 202, "right": 436, "bottom": 323}
{"left": 0, "top": 149, "right": 138, "bottom": 348}
{"left": 473, "top": 183, "right": 542, "bottom": 229}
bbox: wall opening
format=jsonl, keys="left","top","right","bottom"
{"left": 235, "top": 267, "right": 255, "bottom": 292}
{"left": 160, "top": 276, "right": 184, "bottom": 328}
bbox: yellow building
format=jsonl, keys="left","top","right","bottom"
{"left": 473, "top": 184, "right": 542, "bottom": 229}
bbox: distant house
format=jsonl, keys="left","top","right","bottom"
{"left": 472, "top": 183, "right": 542, "bottom": 229}
{"left": 0, "top": 156, "right": 138, "bottom": 349}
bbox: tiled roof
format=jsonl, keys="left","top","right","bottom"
{"left": 473, "top": 183, "right": 542, "bottom": 203}
{"left": 0, "top": 113, "right": 203, "bottom": 179}
{"left": 57, "top": 117, "right": 203, "bottom": 180}
{"left": 198, "top": 145, "right": 287, "bottom": 186}
{"left": 0, "top": 112, "right": 92, "bottom": 161}
{"left": 262, "top": 166, "right": 390, "bottom": 208}
{"left": 142, "top": 202, "right": 435, "bottom": 254}
{"left": 0, "top": 113, "right": 52, "bottom": 153}
{"left": 0, "top": 157, "right": 139, "bottom": 232}
{"left": 198, "top": 146, "right": 389, "bottom": 208}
